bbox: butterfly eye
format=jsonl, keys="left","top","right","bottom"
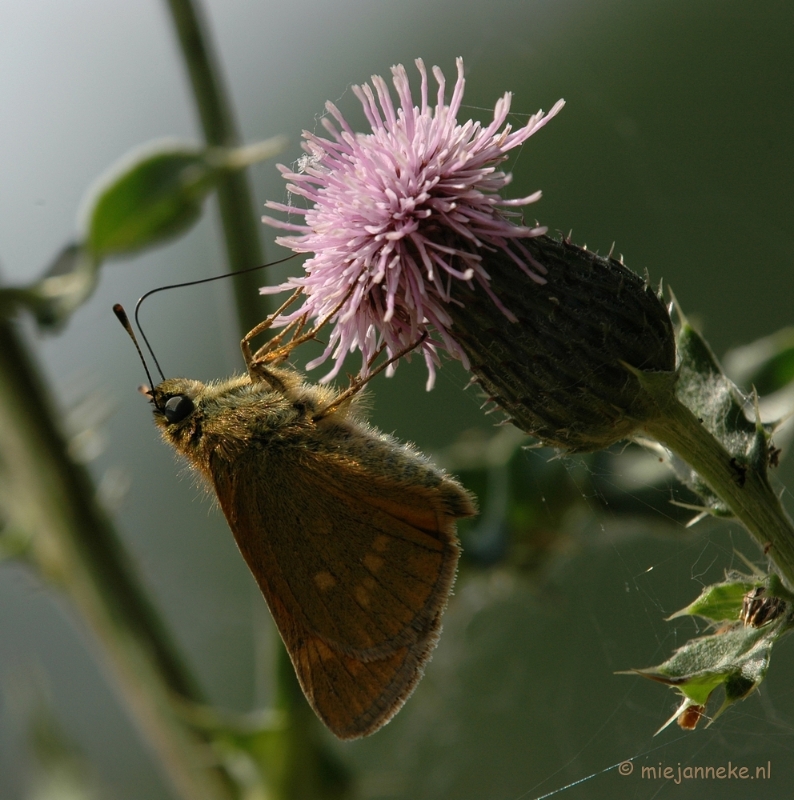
{"left": 163, "top": 394, "right": 194, "bottom": 424}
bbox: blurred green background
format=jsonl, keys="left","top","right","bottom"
{"left": 1, "top": 1, "right": 794, "bottom": 798}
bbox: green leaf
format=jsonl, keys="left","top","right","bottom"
{"left": 84, "top": 136, "right": 286, "bottom": 260}
{"left": 0, "top": 244, "right": 97, "bottom": 329}
{"left": 85, "top": 141, "right": 218, "bottom": 259}
{"left": 668, "top": 579, "right": 756, "bottom": 622}
{"left": 0, "top": 136, "right": 286, "bottom": 329}
{"left": 631, "top": 625, "right": 770, "bottom": 704}
{"left": 725, "top": 326, "right": 794, "bottom": 396}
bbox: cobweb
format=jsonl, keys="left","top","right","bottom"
{"left": 345, "top": 436, "right": 794, "bottom": 800}
{"left": 506, "top": 446, "right": 794, "bottom": 800}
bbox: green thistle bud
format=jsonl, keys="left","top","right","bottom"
{"left": 448, "top": 236, "right": 676, "bottom": 452}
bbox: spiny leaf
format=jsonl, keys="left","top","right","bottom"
{"left": 672, "top": 304, "right": 773, "bottom": 512}
{"left": 626, "top": 584, "right": 792, "bottom": 729}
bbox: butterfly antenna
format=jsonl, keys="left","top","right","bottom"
{"left": 113, "top": 303, "right": 160, "bottom": 387}
{"left": 130, "top": 255, "right": 298, "bottom": 380}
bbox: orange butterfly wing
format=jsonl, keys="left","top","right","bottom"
{"left": 211, "top": 423, "right": 472, "bottom": 739}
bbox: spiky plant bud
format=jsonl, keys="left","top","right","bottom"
{"left": 447, "top": 237, "right": 676, "bottom": 451}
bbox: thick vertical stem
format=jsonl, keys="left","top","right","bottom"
{"left": 0, "top": 320, "right": 235, "bottom": 800}
{"left": 165, "top": 0, "right": 267, "bottom": 333}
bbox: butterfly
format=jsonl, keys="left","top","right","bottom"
{"left": 116, "top": 294, "right": 475, "bottom": 738}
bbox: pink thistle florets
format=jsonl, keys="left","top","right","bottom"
{"left": 262, "top": 57, "right": 564, "bottom": 389}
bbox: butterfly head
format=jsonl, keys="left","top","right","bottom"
{"left": 148, "top": 378, "right": 207, "bottom": 450}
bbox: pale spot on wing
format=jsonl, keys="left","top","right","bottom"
{"left": 314, "top": 571, "right": 337, "bottom": 590}
{"left": 363, "top": 553, "right": 385, "bottom": 573}
{"left": 355, "top": 585, "right": 370, "bottom": 607}
{"left": 363, "top": 576, "right": 376, "bottom": 591}
{"left": 373, "top": 535, "right": 390, "bottom": 552}
{"left": 313, "top": 638, "right": 335, "bottom": 662}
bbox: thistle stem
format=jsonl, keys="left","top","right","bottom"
{"left": 643, "top": 398, "right": 794, "bottom": 587}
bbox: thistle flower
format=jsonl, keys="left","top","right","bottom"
{"left": 262, "top": 57, "right": 564, "bottom": 389}
{"left": 263, "top": 58, "right": 677, "bottom": 452}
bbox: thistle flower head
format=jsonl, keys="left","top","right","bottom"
{"left": 262, "top": 58, "right": 564, "bottom": 388}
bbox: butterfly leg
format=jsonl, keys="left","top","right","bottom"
{"left": 313, "top": 333, "right": 428, "bottom": 421}
{"left": 246, "top": 314, "right": 320, "bottom": 395}
{"left": 245, "top": 284, "right": 360, "bottom": 376}
{"left": 250, "top": 313, "right": 310, "bottom": 364}
{"left": 241, "top": 288, "right": 304, "bottom": 371}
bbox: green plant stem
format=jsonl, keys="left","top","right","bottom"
{"left": 643, "top": 398, "right": 794, "bottom": 587}
{"left": 272, "top": 648, "right": 353, "bottom": 799}
{"left": 165, "top": 0, "right": 267, "bottom": 334}
{"left": 0, "top": 319, "right": 236, "bottom": 800}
